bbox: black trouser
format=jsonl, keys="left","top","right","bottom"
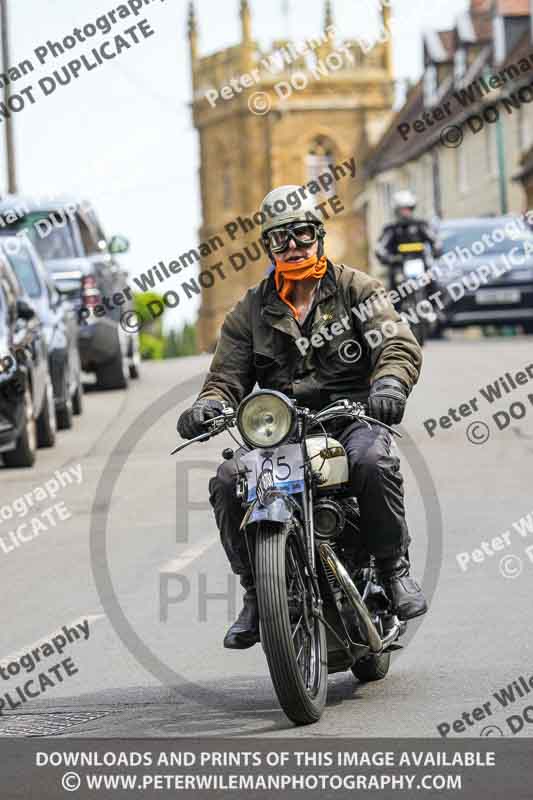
{"left": 208, "top": 421, "right": 410, "bottom": 580}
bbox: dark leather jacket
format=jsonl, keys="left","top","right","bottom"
{"left": 197, "top": 260, "right": 422, "bottom": 412}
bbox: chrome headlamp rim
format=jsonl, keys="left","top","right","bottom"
{"left": 237, "top": 389, "right": 296, "bottom": 449}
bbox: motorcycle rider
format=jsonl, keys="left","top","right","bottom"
{"left": 375, "top": 189, "right": 442, "bottom": 289}
{"left": 178, "top": 185, "right": 428, "bottom": 649}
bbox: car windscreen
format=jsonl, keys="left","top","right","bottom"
{"left": 0, "top": 212, "right": 78, "bottom": 260}
{"left": 3, "top": 246, "right": 42, "bottom": 298}
{"left": 439, "top": 220, "right": 533, "bottom": 256}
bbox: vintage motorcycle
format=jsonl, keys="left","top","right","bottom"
{"left": 172, "top": 389, "right": 407, "bottom": 725}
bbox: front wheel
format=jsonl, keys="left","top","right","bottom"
{"left": 3, "top": 385, "right": 37, "bottom": 468}
{"left": 255, "top": 521, "right": 327, "bottom": 725}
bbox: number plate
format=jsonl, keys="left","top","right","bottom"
{"left": 239, "top": 444, "right": 304, "bottom": 502}
{"left": 475, "top": 288, "right": 521, "bottom": 305}
{"left": 403, "top": 258, "right": 425, "bottom": 279}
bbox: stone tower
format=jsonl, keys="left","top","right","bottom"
{"left": 188, "top": 0, "right": 395, "bottom": 351}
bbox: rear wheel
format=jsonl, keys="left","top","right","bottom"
{"left": 4, "top": 386, "right": 37, "bottom": 468}
{"left": 128, "top": 335, "right": 141, "bottom": 379}
{"left": 255, "top": 521, "right": 327, "bottom": 725}
{"left": 96, "top": 349, "right": 128, "bottom": 390}
{"left": 72, "top": 379, "right": 83, "bottom": 415}
{"left": 56, "top": 371, "right": 73, "bottom": 430}
{"left": 36, "top": 376, "right": 56, "bottom": 447}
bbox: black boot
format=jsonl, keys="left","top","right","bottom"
{"left": 223, "top": 577, "right": 260, "bottom": 650}
{"left": 375, "top": 555, "right": 428, "bottom": 621}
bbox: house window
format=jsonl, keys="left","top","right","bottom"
{"left": 379, "top": 182, "right": 394, "bottom": 220}
{"left": 306, "top": 136, "right": 336, "bottom": 197}
{"left": 454, "top": 49, "right": 466, "bottom": 83}
{"left": 424, "top": 65, "right": 437, "bottom": 106}
{"left": 493, "top": 15, "right": 506, "bottom": 64}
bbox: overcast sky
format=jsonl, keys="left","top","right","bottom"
{"left": 5, "top": 0, "right": 468, "bottom": 329}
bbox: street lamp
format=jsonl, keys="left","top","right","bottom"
{"left": 0, "top": 0, "right": 17, "bottom": 194}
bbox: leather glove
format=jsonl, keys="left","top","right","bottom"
{"left": 368, "top": 377, "right": 408, "bottom": 426}
{"left": 177, "top": 398, "right": 225, "bottom": 440}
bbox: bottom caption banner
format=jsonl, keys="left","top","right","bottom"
{"left": 1, "top": 739, "right": 532, "bottom": 798}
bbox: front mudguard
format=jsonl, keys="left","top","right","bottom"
{"left": 240, "top": 494, "right": 295, "bottom": 530}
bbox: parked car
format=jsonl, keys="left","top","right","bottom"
{"left": 0, "top": 196, "right": 140, "bottom": 389}
{"left": 435, "top": 216, "right": 533, "bottom": 334}
{"left": 0, "top": 255, "right": 56, "bottom": 467}
{"left": 0, "top": 236, "right": 83, "bottom": 430}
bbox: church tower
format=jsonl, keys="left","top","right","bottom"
{"left": 188, "top": 0, "right": 394, "bottom": 351}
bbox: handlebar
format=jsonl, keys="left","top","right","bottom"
{"left": 171, "top": 398, "right": 401, "bottom": 455}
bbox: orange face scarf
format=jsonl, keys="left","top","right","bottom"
{"left": 274, "top": 254, "right": 327, "bottom": 317}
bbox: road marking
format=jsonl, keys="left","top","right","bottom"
{"left": 1, "top": 614, "right": 105, "bottom": 663}
{"left": 159, "top": 536, "right": 217, "bottom": 574}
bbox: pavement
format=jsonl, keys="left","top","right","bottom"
{"left": 1, "top": 336, "right": 532, "bottom": 739}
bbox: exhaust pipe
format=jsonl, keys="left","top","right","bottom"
{"left": 319, "top": 542, "right": 384, "bottom": 654}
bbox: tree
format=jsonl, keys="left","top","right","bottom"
{"left": 133, "top": 292, "right": 166, "bottom": 360}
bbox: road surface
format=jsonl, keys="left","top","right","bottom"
{"left": 1, "top": 337, "right": 532, "bottom": 739}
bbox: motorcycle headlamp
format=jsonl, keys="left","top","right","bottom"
{"left": 237, "top": 390, "right": 296, "bottom": 448}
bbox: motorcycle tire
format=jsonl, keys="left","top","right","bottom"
{"left": 255, "top": 521, "right": 327, "bottom": 725}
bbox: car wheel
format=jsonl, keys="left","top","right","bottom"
{"left": 129, "top": 356, "right": 140, "bottom": 380}
{"left": 128, "top": 335, "right": 141, "bottom": 380}
{"left": 4, "top": 385, "right": 37, "bottom": 468}
{"left": 36, "top": 376, "right": 57, "bottom": 447}
{"left": 72, "top": 379, "right": 83, "bottom": 415}
{"left": 523, "top": 322, "right": 533, "bottom": 335}
{"left": 96, "top": 349, "right": 129, "bottom": 390}
{"left": 56, "top": 371, "right": 74, "bottom": 430}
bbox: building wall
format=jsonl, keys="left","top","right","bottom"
{"left": 364, "top": 95, "right": 533, "bottom": 280}
{"left": 439, "top": 102, "right": 528, "bottom": 217}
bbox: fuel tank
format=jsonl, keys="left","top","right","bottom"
{"left": 305, "top": 435, "right": 349, "bottom": 489}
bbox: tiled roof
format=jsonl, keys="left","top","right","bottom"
{"left": 365, "top": 28, "right": 532, "bottom": 178}
{"left": 470, "top": 0, "right": 493, "bottom": 12}
{"left": 495, "top": 0, "right": 530, "bottom": 16}
{"left": 470, "top": 11, "right": 493, "bottom": 40}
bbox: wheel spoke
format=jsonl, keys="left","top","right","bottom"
{"left": 291, "top": 616, "right": 303, "bottom": 639}
{"left": 285, "top": 536, "right": 321, "bottom": 693}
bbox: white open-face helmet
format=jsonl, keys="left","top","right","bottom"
{"left": 393, "top": 189, "right": 417, "bottom": 212}
{"left": 260, "top": 185, "right": 322, "bottom": 235}
{"left": 260, "top": 185, "right": 325, "bottom": 256}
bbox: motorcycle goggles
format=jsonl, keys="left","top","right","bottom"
{"left": 264, "top": 222, "right": 321, "bottom": 254}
